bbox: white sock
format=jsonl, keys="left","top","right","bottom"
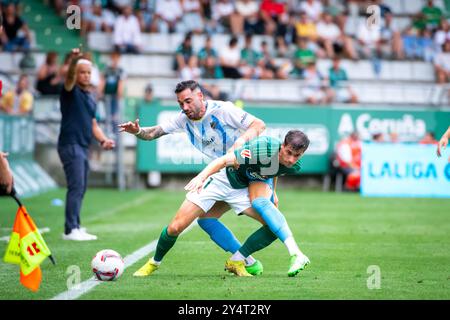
{"left": 150, "top": 257, "right": 161, "bottom": 265}
{"left": 230, "top": 251, "right": 246, "bottom": 262}
{"left": 244, "top": 255, "right": 256, "bottom": 266}
{"left": 283, "top": 237, "right": 302, "bottom": 256}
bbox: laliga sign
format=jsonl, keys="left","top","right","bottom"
{"left": 361, "top": 143, "right": 450, "bottom": 198}
{"left": 338, "top": 113, "right": 426, "bottom": 141}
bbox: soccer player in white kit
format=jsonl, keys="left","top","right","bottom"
{"left": 119, "top": 80, "right": 274, "bottom": 276}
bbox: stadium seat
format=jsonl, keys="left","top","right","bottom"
{"left": 88, "top": 32, "right": 276, "bottom": 54}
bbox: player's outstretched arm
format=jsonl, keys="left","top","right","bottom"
{"left": 185, "top": 152, "right": 237, "bottom": 193}
{"left": 437, "top": 126, "right": 450, "bottom": 157}
{"left": 118, "top": 119, "right": 167, "bottom": 141}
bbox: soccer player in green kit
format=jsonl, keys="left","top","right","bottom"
{"left": 185, "top": 130, "right": 311, "bottom": 277}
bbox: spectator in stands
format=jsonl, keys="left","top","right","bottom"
{"left": 372, "top": 132, "right": 385, "bottom": 143}
{"left": 36, "top": 51, "right": 63, "bottom": 95}
{"left": 82, "top": 1, "right": 115, "bottom": 37}
{"left": 174, "top": 32, "right": 195, "bottom": 73}
{"left": 136, "top": 0, "right": 157, "bottom": 33}
{"left": 180, "top": 55, "right": 202, "bottom": 81}
{"left": 198, "top": 35, "right": 223, "bottom": 78}
{"left": 113, "top": 5, "right": 142, "bottom": 54}
{"left": 181, "top": 0, "right": 205, "bottom": 34}
{"left": 295, "top": 10, "right": 325, "bottom": 58}
{"left": 219, "top": 36, "right": 242, "bottom": 79}
{"left": 235, "top": 0, "right": 264, "bottom": 35}
{"left": 434, "top": 19, "right": 450, "bottom": 53}
{"left": 143, "top": 83, "right": 158, "bottom": 105}
{"left": 154, "top": 0, "right": 184, "bottom": 33}
{"left": 380, "top": 12, "right": 405, "bottom": 60}
{"left": 434, "top": 40, "right": 450, "bottom": 83}
{"left": 275, "top": 10, "right": 298, "bottom": 57}
{"left": 200, "top": 0, "right": 213, "bottom": 22}
{"left": 201, "top": 83, "right": 229, "bottom": 101}
{"left": 210, "top": 0, "right": 239, "bottom": 34}
{"left": 50, "top": 0, "right": 66, "bottom": 17}
{"left": 317, "top": 12, "right": 357, "bottom": 60}
{"left": 296, "top": 0, "right": 323, "bottom": 23}
{"left": 259, "top": 40, "right": 288, "bottom": 79}
{"left": 389, "top": 132, "right": 400, "bottom": 143}
{"left": 335, "top": 131, "right": 361, "bottom": 191}
{"left": 328, "top": 57, "right": 358, "bottom": 104}
{"left": 322, "top": 0, "right": 346, "bottom": 32}
{"left": 291, "top": 37, "right": 316, "bottom": 78}
{"left": 302, "top": 61, "right": 333, "bottom": 104}
{"left": 0, "top": 74, "right": 33, "bottom": 115}
{"left": 421, "top": 0, "right": 443, "bottom": 32}
{"left": 403, "top": 22, "right": 435, "bottom": 61}
{"left": 239, "top": 33, "right": 262, "bottom": 79}
{"left": 260, "top": 0, "right": 287, "bottom": 36}
{"left": 1, "top": 2, "right": 31, "bottom": 52}
{"left": 100, "top": 50, "right": 126, "bottom": 134}
{"left": 356, "top": 14, "right": 382, "bottom": 76}
{"left": 419, "top": 131, "right": 438, "bottom": 145}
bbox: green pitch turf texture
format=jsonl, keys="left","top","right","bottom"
{"left": 0, "top": 189, "right": 449, "bottom": 300}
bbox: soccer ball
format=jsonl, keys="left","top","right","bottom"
{"left": 91, "top": 249, "right": 124, "bottom": 281}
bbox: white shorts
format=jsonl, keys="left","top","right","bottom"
{"left": 186, "top": 169, "right": 251, "bottom": 215}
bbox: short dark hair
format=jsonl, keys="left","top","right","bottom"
{"left": 174, "top": 80, "right": 200, "bottom": 94}
{"left": 284, "top": 130, "right": 310, "bottom": 151}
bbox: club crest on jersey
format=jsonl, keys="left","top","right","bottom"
{"left": 240, "top": 149, "right": 252, "bottom": 159}
{"left": 210, "top": 121, "right": 217, "bottom": 129}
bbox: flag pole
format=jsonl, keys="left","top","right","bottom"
{"left": 10, "top": 188, "right": 56, "bottom": 266}
{"left": 10, "top": 188, "right": 22, "bottom": 207}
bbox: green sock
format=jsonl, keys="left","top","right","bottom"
{"left": 154, "top": 226, "right": 178, "bottom": 262}
{"left": 239, "top": 225, "right": 278, "bottom": 257}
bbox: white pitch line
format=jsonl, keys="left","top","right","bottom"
{"left": 50, "top": 221, "right": 197, "bottom": 300}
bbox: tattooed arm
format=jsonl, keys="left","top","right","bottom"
{"left": 118, "top": 119, "right": 167, "bottom": 141}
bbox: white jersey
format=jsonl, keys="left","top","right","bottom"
{"left": 160, "top": 100, "right": 256, "bottom": 159}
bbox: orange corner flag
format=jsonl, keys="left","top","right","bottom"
{"left": 3, "top": 206, "right": 52, "bottom": 291}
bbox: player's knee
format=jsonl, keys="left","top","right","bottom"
{"left": 251, "top": 197, "right": 272, "bottom": 216}
{"left": 167, "top": 222, "right": 185, "bottom": 236}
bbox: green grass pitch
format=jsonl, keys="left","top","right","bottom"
{"left": 0, "top": 189, "right": 449, "bottom": 300}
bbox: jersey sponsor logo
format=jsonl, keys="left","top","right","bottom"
{"left": 240, "top": 149, "right": 252, "bottom": 159}
{"left": 246, "top": 169, "right": 268, "bottom": 181}
{"left": 202, "top": 136, "right": 215, "bottom": 147}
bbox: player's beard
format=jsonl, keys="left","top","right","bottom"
{"left": 190, "top": 102, "right": 203, "bottom": 120}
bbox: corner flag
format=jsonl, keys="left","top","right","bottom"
{"left": 3, "top": 205, "right": 52, "bottom": 291}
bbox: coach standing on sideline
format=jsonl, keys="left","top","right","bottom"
{"left": 58, "top": 48, "right": 115, "bottom": 241}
